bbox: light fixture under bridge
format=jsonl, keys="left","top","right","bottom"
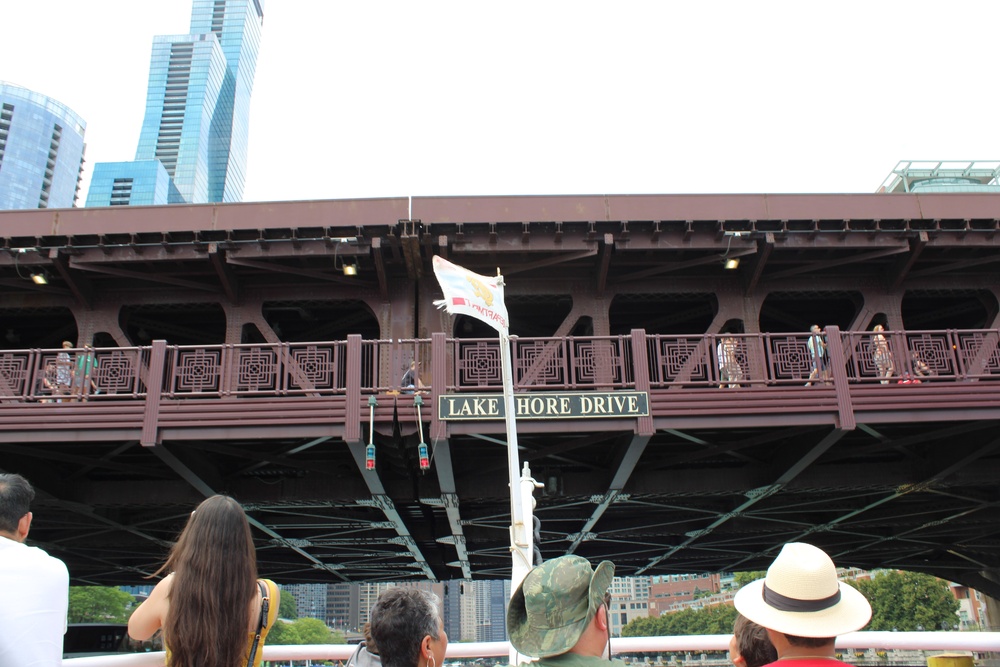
{"left": 332, "top": 237, "right": 359, "bottom": 277}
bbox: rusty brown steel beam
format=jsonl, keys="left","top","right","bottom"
{"left": 612, "top": 248, "right": 757, "bottom": 284}
{"left": 0, "top": 198, "right": 408, "bottom": 237}
{"left": 411, "top": 194, "right": 1000, "bottom": 226}
{"left": 1, "top": 194, "right": 997, "bottom": 242}
{"left": 745, "top": 233, "right": 774, "bottom": 294}
{"left": 226, "top": 255, "right": 374, "bottom": 287}
{"left": 906, "top": 253, "right": 1000, "bottom": 279}
{"left": 69, "top": 259, "right": 221, "bottom": 293}
{"left": 496, "top": 248, "right": 599, "bottom": 276}
{"left": 372, "top": 236, "right": 388, "bottom": 300}
{"left": 50, "top": 250, "right": 93, "bottom": 309}
{"left": 889, "top": 231, "right": 928, "bottom": 289}
{"left": 596, "top": 234, "right": 613, "bottom": 296}
{"left": 209, "top": 246, "right": 240, "bottom": 303}
{"left": 764, "top": 245, "right": 910, "bottom": 281}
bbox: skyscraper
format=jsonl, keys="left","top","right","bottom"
{"left": 86, "top": 0, "right": 263, "bottom": 207}
{"left": 474, "top": 579, "right": 510, "bottom": 642}
{"left": 0, "top": 82, "right": 86, "bottom": 210}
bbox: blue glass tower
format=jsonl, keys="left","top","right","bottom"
{"left": 86, "top": 0, "right": 263, "bottom": 207}
{"left": 0, "top": 82, "right": 87, "bottom": 210}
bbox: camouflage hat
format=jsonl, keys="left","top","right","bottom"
{"left": 507, "top": 555, "right": 615, "bottom": 658}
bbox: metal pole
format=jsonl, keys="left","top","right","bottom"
{"left": 500, "top": 331, "right": 533, "bottom": 665}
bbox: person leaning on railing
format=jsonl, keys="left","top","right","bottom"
{"left": 401, "top": 361, "right": 426, "bottom": 395}
{"left": 127, "top": 495, "right": 280, "bottom": 667}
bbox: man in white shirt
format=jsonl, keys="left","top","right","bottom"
{"left": 0, "top": 473, "right": 70, "bottom": 667}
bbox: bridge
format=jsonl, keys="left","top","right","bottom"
{"left": 0, "top": 194, "right": 998, "bottom": 607}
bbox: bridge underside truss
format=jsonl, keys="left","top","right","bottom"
{"left": 8, "top": 409, "right": 1000, "bottom": 598}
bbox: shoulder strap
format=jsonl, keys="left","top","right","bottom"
{"left": 246, "top": 580, "right": 270, "bottom": 667}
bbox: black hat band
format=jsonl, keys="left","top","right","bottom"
{"left": 762, "top": 583, "right": 841, "bottom": 612}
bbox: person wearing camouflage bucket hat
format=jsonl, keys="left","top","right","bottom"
{"left": 506, "top": 555, "right": 625, "bottom": 667}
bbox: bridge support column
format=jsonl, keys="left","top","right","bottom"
{"left": 982, "top": 569, "right": 1000, "bottom": 631}
{"left": 74, "top": 303, "right": 132, "bottom": 346}
{"left": 344, "top": 334, "right": 363, "bottom": 444}
{"left": 853, "top": 292, "right": 903, "bottom": 331}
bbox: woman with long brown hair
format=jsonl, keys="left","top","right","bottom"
{"left": 128, "top": 495, "right": 280, "bottom": 667}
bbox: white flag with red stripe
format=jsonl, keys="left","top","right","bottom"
{"left": 432, "top": 255, "right": 509, "bottom": 334}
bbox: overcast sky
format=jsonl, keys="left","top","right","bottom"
{"left": 5, "top": 1, "right": 999, "bottom": 203}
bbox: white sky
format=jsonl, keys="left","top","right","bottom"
{"left": 5, "top": 1, "right": 1000, "bottom": 203}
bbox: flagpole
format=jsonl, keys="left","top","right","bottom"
{"left": 429, "top": 256, "right": 537, "bottom": 665}
{"left": 500, "top": 330, "right": 533, "bottom": 572}
{"left": 500, "top": 329, "right": 534, "bottom": 666}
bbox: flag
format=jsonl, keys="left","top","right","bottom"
{"left": 432, "top": 255, "right": 509, "bottom": 334}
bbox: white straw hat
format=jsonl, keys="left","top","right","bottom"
{"left": 734, "top": 543, "right": 871, "bottom": 637}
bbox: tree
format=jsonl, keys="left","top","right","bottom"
{"left": 623, "top": 604, "right": 737, "bottom": 637}
{"left": 279, "top": 590, "right": 298, "bottom": 619}
{"left": 622, "top": 616, "right": 662, "bottom": 638}
{"left": 266, "top": 619, "right": 296, "bottom": 645}
{"left": 267, "top": 617, "right": 345, "bottom": 645}
{"left": 847, "top": 571, "right": 959, "bottom": 631}
{"left": 294, "top": 618, "right": 337, "bottom": 644}
{"left": 69, "top": 586, "right": 135, "bottom": 623}
{"left": 732, "top": 571, "right": 767, "bottom": 589}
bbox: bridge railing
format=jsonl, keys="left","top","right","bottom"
{"left": 646, "top": 328, "right": 1000, "bottom": 388}
{"left": 3, "top": 328, "right": 1000, "bottom": 402}
{"left": 444, "top": 334, "right": 636, "bottom": 391}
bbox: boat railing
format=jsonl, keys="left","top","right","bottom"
{"left": 60, "top": 632, "right": 1000, "bottom": 666}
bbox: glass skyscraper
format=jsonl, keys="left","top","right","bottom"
{"left": 86, "top": 0, "right": 263, "bottom": 207}
{"left": 0, "top": 82, "right": 87, "bottom": 210}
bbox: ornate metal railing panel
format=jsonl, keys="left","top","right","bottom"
{"left": 448, "top": 336, "right": 634, "bottom": 391}
{"left": 163, "top": 342, "right": 352, "bottom": 397}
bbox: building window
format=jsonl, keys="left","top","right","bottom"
{"left": 110, "top": 177, "right": 134, "bottom": 206}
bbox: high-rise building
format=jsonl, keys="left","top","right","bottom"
{"left": 459, "top": 581, "right": 478, "bottom": 641}
{"left": 0, "top": 82, "right": 86, "bottom": 210}
{"left": 86, "top": 0, "right": 263, "bottom": 207}
{"left": 442, "top": 582, "right": 463, "bottom": 644}
{"left": 473, "top": 579, "right": 510, "bottom": 642}
{"left": 328, "top": 583, "right": 360, "bottom": 633}
{"left": 281, "top": 583, "right": 330, "bottom": 623}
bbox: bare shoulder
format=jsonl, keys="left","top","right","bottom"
{"left": 127, "top": 573, "right": 173, "bottom": 641}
